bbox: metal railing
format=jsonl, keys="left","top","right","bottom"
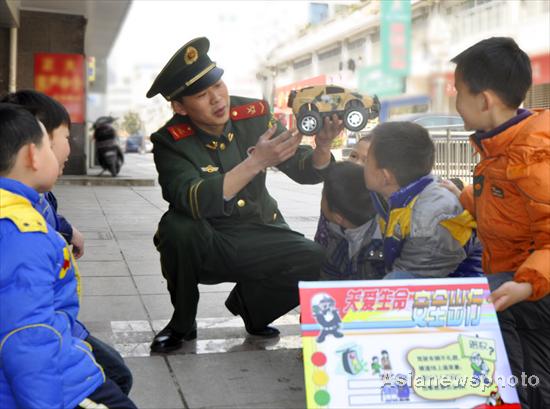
{"left": 430, "top": 129, "right": 479, "bottom": 185}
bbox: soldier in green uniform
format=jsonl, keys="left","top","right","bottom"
{"left": 146, "top": 37, "right": 343, "bottom": 353}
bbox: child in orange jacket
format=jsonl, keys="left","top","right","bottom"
{"left": 451, "top": 37, "right": 550, "bottom": 409}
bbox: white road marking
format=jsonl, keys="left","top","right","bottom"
{"left": 115, "top": 336, "right": 303, "bottom": 358}
{"left": 110, "top": 314, "right": 302, "bottom": 357}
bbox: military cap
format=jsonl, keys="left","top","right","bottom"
{"left": 146, "top": 37, "right": 224, "bottom": 100}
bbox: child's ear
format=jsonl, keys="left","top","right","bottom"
{"left": 381, "top": 168, "right": 398, "bottom": 187}
{"left": 26, "top": 143, "right": 40, "bottom": 171}
{"left": 333, "top": 212, "right": 346, "bottom": 226}
{"left": 479, "top": 90, "right": 493, "bottom": 112}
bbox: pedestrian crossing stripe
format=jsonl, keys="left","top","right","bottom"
{"left": 110, "top": 314, "right": 300, "bottom": 333}
{"left": 115, "top": 335, "right": 303, "bottom": 358}
{"left": 110, "top": 314, "right": 302, "bottom": 357}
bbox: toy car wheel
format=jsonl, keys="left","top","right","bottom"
{"left": 344, "top": 106, "right": 368, "bottom": 132}
{"left": 297, "top": 110, "right": 322, "bottom": 136}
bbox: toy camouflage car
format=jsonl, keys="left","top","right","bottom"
{"left": 287, "top": 85, "right": 380, "bottom": 136}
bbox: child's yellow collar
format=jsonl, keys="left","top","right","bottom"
{"left": 0, "top": 188, "right": 48, "bottom": 233}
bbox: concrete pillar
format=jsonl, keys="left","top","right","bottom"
{"left": 286, "top": 63, "right": 295, "bottom": 84}
{"left": 17, "top": 10, "right": 87, "bottom": 175}
{"left": 365, "top": 34, "right": 373, "bottom": 65}
{"left": 507, "top": 0, "right": 521, "bottom": 27}
{"left": 341, "top": 40, "right": 349, "bottom": 70}
{"left": 312, "top": 52, "right": 319, "bottom": 77}
{"left": 0, "top": 29, "right": 11, "bottom": 93}
{"left": 9, "top": 27, "right": 16, "bottom": 92}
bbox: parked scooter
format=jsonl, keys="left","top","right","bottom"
{"left": 93, "top": 116, "right": 124, "bottom": 176}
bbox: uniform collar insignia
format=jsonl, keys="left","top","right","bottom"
{"left": 168, "top": 123, "right": 194, "bottom": 141}
{"left": 230, "top": 100, "right": 268, "bottom": 121}
{"left": 201, "top": 165, "right": 219, "bottom": 173}
{"left": 205, "top": 140, "right": 218, "bottom": 150}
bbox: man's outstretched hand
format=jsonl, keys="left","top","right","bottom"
{"left": 315, "top": 114, "right": 344, "bottom": 149}
{"left": 251, "top": 126, "right": 302, "bottom": 170}
{"left": 312, "top": 114, "right": 344, "bottom": 168}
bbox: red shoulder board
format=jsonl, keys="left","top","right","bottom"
{"left": 168, "top": 123, "right": 194, "bottom": 141}
{"left": 230, "top": 100, "right": 268, "bottom": 121}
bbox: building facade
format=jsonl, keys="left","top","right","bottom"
{"left": 0, "top": 0, "right": 131, "bottom": 174}
{"left": 259, "top": 0, "right": 550, "bottom": 130}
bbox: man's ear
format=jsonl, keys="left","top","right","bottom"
{"left": 171, "top": 100, "right": 187, "bottom": 116}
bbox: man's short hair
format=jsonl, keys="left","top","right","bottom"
{"left": 370, "top": 122, "right": 434, "bottom": 187}
{"left": 0, "top": 90, "right": 70, "bottom": 135}
{"left": 0, "top": 103, "right": 44, "bottom": 174}
{"left": 451, "top": 37, "right": 532, "bottom": 109}
{"left": 324, "top": 161, "right": 375, "bottom": 226}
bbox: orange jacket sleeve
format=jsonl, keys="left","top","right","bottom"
{"left": 459, "top": 184, "right": 475, "bottom": 216}
{"left": 509, "top": 129, "right": 550, "bottom": 300}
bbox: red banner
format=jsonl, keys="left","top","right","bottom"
{"left": 34, "top": 53, "right": 85, "bottom": 123}
{"left": 531, "top": 53, "right": 550, "bottom": 85}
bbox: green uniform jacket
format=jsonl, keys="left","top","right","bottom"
{"left": 151, "top": 96, "right": 324, "bottom": 225}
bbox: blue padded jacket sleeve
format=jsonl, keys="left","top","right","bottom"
{"left": 57, "top": 214, "right": 73, "bottom": 243}
{"left": 0, "top": 232, "right": 64, "bottom": 408}
{"left": 45, "top": 192, "right": 73, "bottom": 242}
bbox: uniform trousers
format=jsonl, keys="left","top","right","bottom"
{"left": 155, "top": 209, "right": 324, "bottom": 334}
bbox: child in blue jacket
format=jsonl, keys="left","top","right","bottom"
{"left": 2, "top": 90, "right": 133, "bottom": 395}
{"left": 0, "top": 104, "right": 137, "bottom": 408}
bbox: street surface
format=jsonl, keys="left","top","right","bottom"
{"left": 55, "top": 153, "right": 323, "bottom": 409}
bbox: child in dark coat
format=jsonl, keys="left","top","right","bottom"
{"left": 318, "top": 161, "right": 384, "bottom": 280}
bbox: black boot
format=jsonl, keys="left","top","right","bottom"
{"left": 150, "top": 322, "right": 197, "bottom": 353}
{"left": 225, "top": 289, "right": 280, "bottom": 338}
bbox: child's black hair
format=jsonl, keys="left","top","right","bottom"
{"left": 449, "top": 178, "right": 464, "bottom": 191}
{"left": 0, "top": 103, "right": 44, "bottom": 174}
{"left": 451, "top": 37, "right": 532, "bottom": 109}
{"left": 370, "top": 122, "right": 434, "bottom": 187}
{"left": 0, "top": 90, "right": 71, "bottom": 135}
{"left": 323, "top": 161, "right": 375, "bottom": 227}
{"left": 357, "top": 133, "right": 373, "bottom": 144}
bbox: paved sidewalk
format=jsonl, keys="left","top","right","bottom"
{"left": 58, "top": 152, "right": 156, "bottom": 186}
{"left": 53, "top": 154, "right": 322, "bottom": 408}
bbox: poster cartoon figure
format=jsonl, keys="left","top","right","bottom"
{"left": 312, "top": 293, "right": 343, "bottom": 343}
{"left": 471, "top": 353, "right": 491, "bottom": 385}
{"left": 381, "top": 350, "right": 392, "bottom": 375}
{"left": 396, "top": 375, "right": 410, "bottom": 401}
{"left": 340, "top": 347, "right": 365, "bottom": 375}
{"left": 380, "top": 379, "right": 398, "bottom": 402}
{"left": 486, "top": 390, "right": 503, "bottom": 406}
{"left": 371, "top": 356, "right": 382, "bottom": 376}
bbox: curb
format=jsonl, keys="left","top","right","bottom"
{"left": 58, "top": 176, "right": 155, "bottom": 187}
